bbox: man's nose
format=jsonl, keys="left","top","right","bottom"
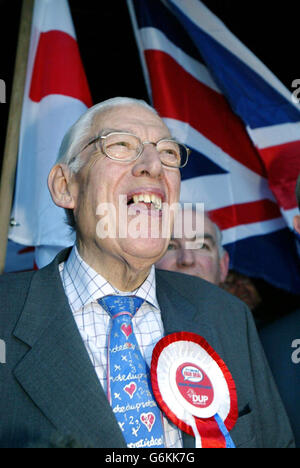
{"left": 131, "top": 143, "right": 163, "bottom": 178}
{"left": 177, "top": 247, "right": 195, "bottom": 267}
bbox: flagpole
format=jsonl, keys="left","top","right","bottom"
{"left": 126, "top": 0, "right": 152, "bottom": 102}
{"left": 0, "top": 0, "right": 34, "bottom": 273}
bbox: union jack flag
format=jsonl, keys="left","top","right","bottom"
{"left": 127, "top": 0, "right": 300, "bottom": 293}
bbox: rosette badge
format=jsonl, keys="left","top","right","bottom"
{"left": 151, "top": 332, "right": 238, "bottom": 448}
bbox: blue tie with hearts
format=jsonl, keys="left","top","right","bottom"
{"left": 98, "top": 295, "right": 165, "bottom": 448}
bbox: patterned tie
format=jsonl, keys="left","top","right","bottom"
{"left": 98, "top": 295, "right": 165, "bottom": 448}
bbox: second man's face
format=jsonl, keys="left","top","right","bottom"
{"left": 156, "top": 212, "right": 229, "bottom": 285}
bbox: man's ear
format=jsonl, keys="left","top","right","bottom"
{"left": 219, "top": 250, "right": 230, "bottom": 284}
{"left": 48, "top": 164, "right": 76, "bottom": 209}
{"left": 294, "top": 214, "right": 300, "bottom": 234}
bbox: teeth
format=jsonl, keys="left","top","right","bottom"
{"left": 131, "top": 193, "right": 162, "bottom": 210}
{"left": 154, "top": 197, "right": 162, "bottom": 210}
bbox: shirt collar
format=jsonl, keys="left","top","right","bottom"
{"left": 61, "top": 245, "right": 159, "bottom": 310}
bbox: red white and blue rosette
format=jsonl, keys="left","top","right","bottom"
{"left": 151, "top": 332, "right": 238, "bottom": 448}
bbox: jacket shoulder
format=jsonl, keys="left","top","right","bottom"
{"left": 156, "top": 268, "right": 245, "bottom": 308}
{"left": 0, "top": 248, "right": 71, "bottom": 333}
{"left": 0, "top": 270, "right": 35, "bottom": 298}
{"left": 0, "top": 270, "right": 36, "bottom": 333}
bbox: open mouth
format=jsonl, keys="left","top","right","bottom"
{"left": 127, "top": 192, "right": 163, "bottom": 211}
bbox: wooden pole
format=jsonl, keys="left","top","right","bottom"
{"left": 0, "top": 0, "right": 34, "bottom": 273}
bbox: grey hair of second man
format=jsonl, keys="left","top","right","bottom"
{"left": 212, "top": 218, "right": 225, "bottom": 258}
{"left": 56, "top": 97, "right": 158, "bottom": 174}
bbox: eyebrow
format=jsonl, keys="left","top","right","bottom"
{"left": 100, "top": 128, "right": 174, "bottom": 141}
{"left": 101, "top": 128, "right": 125, "bottom": 135}
{"left": 203, "top": 233, "right": 216, "bottom": 245}
{"left": 171, "top": 233, "right": 216, "bottom": 244}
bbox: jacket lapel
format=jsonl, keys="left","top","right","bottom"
{"left": 13, "top": 250, "right": 126, "bottom": 448}
{"left": 156, "top": 269, "right": 212, "bottom": 337}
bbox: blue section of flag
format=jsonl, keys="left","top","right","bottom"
{"left": 4, "top": 240, "right": 35, "bottom": 272}
{"left": 169, "top": 0, "right": 300, "bottom": 128}
{"left": 180, "top": 148, "right": 228, "bottom": 180}
{"left": 225, "top": 229, "right": 300, "bottom": 293}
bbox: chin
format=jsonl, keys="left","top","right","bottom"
{"left": 123, "top": 238, "right": 168, "bottom": 263}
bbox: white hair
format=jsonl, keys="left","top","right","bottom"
{"left": 56, "top": 97, "right": 158, "bottom": 173}
{"left": 213, "top": 221, "right": 225, "bottom": 258}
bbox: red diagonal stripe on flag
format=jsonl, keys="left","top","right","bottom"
{"left": 260, "top": 142, "right": 300, "bottom": 210}
{"left": 29, "top": 30, "right": 92, "bottom": 107}
{"left": 209, "top": 199, "right": 282, "bottom": 230}
{"left": 145, "top": 50, "right": 266, "bottom": 177}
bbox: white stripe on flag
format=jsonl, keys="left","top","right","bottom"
{"left": 33, "top": 0, "right": 76, "bottom": 37}
{"left": 280, "top": 207, "right": 299, "bottom": 228}
{"left": 247, "top": 122, "right": 300, "bottom": 149}
{"left": 222, "top": 217, "right": 286, "bottom": 245}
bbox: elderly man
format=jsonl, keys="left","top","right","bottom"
{"left": 260, "top": 174, "right": 300, "bottom": 447}
{"left": 156, "top": 209, "right": 229, "bottom": 286}
{"left": 0, "top": 98, "right": 294, "bottom": 448}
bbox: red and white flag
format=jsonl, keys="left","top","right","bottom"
{"left": 7, "top": 0, "right": 92, "bottom": 270}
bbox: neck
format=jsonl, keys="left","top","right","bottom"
{"left": 76, "top": 240, "right": 152, "bottom": 292}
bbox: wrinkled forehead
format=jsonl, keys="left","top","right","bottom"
{"left": 90, "top": 104, "right": 171, "bottom": 138}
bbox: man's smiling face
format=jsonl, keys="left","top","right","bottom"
{"left": 70, "top": 104, "right": 181, "bottom": 272}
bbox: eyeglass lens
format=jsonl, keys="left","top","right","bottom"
{"left": 102, "top": 133, "right": 188, "bottom": 167}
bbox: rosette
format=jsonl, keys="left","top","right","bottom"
{"left": 151, "top": 332, "right": 238, "bottom": 448}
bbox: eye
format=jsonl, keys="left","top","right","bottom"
{"left": 105, "top": 140, "right": 137, "bottom": 159}
{"left": 157, "top": 140, "right": 181, "bottom": 166}
{"left": 192, "top": 240, "right": 211, "bottom": 251}
{"left": 107, "top": 140, "right": 132, "bottom": 150}
{"left": 200, "top": 242, "right": 211, "bottom": 251}
{"left": 167, "top": 241, "right": 177, "bottom": 251}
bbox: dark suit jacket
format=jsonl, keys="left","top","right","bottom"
{"left": 260, "top": 310, "right": 300, "bottom": 448}
{"left": 0, "top": 249, "right": 295, "bottom": 448}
